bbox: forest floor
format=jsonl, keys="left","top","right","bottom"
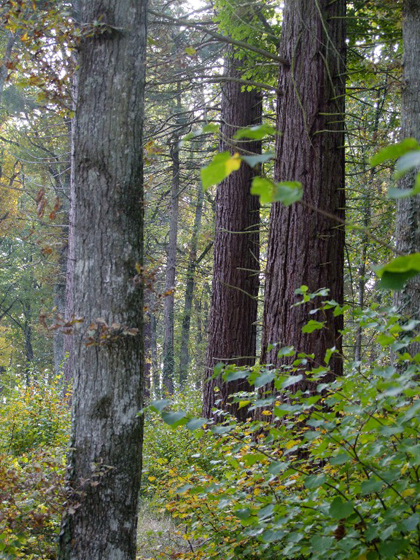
{"left": 136, "top": 503, "right": 197, "bottom": 559}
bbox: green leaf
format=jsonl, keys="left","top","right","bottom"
{"left": 235, "top": 508, "right": 252, "bottom": 520}
{"left": 304, "top": 474, "right": 326, "bottom": 489}
{"left": 360, "top": 479, "right": 383, "bottom": 495}
{"left": 262, "top": 529, "right": 285, "bottom": 543}
{"left": 311, "top": 536, "right": 334, "bottom": 552}
{"left": 175, "top": 483, "right": 193, "bottom": 494}
{"left": 251, "top": 177, "right": 303, "bottom": 206}
{"left": 233, "top": 124, "right": 277, "bottom": 140}
{"left": 254, "top": 370, "right": 275, "bottom": 388}
{"left": 201, "top": 151, "right": 242, "bottom": 190}
{"left": 241, "top": 152, "right": 274, "bottom": 168}
{"left": 329, "top": 497, "right": 354, "bottom": 519}
{"left": 375, "top": 253, "right": 420, "bottom": 290}
{"left": 302, "top": 320, "right": 325, "bottom": 333}
{"left": 161, "top": 411, "right": 187, "bottom": 426}
{"left": 251, "top": 177, "right": 277, "bottom": 204}
{"left": 183, "top": 123, "right": 219, "bottom": 142}
{"left": 277, "top": 346, "right": 295, "bottom": 357}
{"left": 185, "top": 417, "right": 207, "bottom": 431}
{"left": 272, "top": 181, "right": 303, "bottom": 206}
{"left": 224, "top": 369, "right": 250, "bottom": 382}
{"left": 370, "top": 138, "right": 419, "bottom": 166}
{"left": 184, "top": 46, "right": 196, "bottom": 56}
{"left": 394, "top": 150, "right": 420, "bottom": 178}
{"left": 403, "top": 514, "right": 420, "bottom": 532}
{"left": 149, "top": 399, "right": 171, "bottom": 413}
{"left": 281, "top": 374, "right": 303, "bottom": 388}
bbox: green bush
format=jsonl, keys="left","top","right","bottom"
{"left": 0, "top": 374, "right": 70, "bottom": 558}
{"left": 148, "top": 302, "right": 420, "bottom": 560}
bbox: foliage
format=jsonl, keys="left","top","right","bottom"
{"left": 0, "top": 374, "right": 70, "bottom": 558}
{"left": 147, "top": 301, "right": 420, "bottom": 559}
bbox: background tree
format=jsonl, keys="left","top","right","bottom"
{"left": 203, "top": 50, "right": 262, "bottom": 421}
{"left": 394, "top": 0, "right": 420, "bottom": 328}
{"left": 57, "top": 0, "right": 148, "bottom": 557}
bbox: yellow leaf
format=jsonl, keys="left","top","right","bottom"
{"left": 148, "top": 476, "right": 156, "bottom": 482}
{"left": 225, "top": 152, "right": 241, "bottom": 174}
{"left": 402, "top": 488, "right": 415, "bottom": 497}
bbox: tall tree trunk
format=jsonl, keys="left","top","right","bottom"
{"left": 162, "top": 90, "right": 182, "bottom": 394}
{"left": 58, "top": 0, "right": 147, "bottom": 558}
{"left": 261, "top": 0, "right": 346, "bottom": 388}
{"left": 179, "top": 183, "right": 204, "bottom": 386}
{"left": 203, "top": 53, "right": 262, "bottom": 421}
{"left": 394, "top": 0, "right": 420, "bottom": 340}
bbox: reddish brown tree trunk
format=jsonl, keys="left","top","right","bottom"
{"left": 203, "top": 54, "right": 262, "bottom": 421}
{"left": 261, "top": 0, "right": 346, "bottom": 387}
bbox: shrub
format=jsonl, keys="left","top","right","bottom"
{"left": 0, "top": 374, "right": 70, "bottom": 559}
{"left": 148, "top": 302, "right": 420, "bottom": 559}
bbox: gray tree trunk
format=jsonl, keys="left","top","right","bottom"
{"left": 179, "top": 183, "right": 204, "bottom": 386}
{"left": 203, "top": 53, "right": 262, "bottom": 421}
{"left": 261, "top": 0, "right": 346, "bottom": 387}
{"left": 394, "top": 0, "right": 420, "bottom": 333}
{"left": 57, "top": 0, "right": 148, "bottom": 558}
{"left": 162, "top": 89, "right": 182, "bottom": 394}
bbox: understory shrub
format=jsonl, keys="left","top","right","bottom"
{"left": 146, "top": 301, "right": 420, "bottom": 560}
{"left": 0, "top": 374, "right": 70, "bottom": 559}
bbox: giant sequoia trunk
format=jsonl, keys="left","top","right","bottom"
{"left": 261, "top": 0, "right": 346, "bottom": 385}
{"left": 394, "top": 0, "right": 420, "bottom": 333}
{"left": 58, "top": 0, "right": 147, "bottom": 558}
{"left": 203, "top": 54, "right": 261, "bottom": 421}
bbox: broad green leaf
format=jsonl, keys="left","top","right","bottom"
{"left": 375, "top": 253, "right": 420, "bottom": 290}
{"left": 185, "top": 417, "right": 207, "bottom": 431}
{"left": 251, "top": 177, "right": 303, "bottom": 206}
{"left": 241, "top": 152, "right": 274, "bottom": 168}
{"left": 272, "top": 181, "right": 303, "bottom": 206}
{"left": 394, "top": 150, "right": 420, "bottom": 178}
{"left": 175, "top": 483, "right": 193, "bottom": 494}
{"left": 311, "top": 536, "right": 334, "bottom": 552}
{"left": 329, "top": 497, "right": 354, "bottom": 519}
{"left": 149, "top": 399, "right": 171, "bottom": 413}
{"left": 360, "top": 479, "right": 383, "bottom": 495}
{"left": 277, "top": 345, "right": 295, "bottom": 357}
{"left": 251, "top": 176, "right": 277, "bottom": 203}
{"left": 201, "top": 151, "right": 242, "bottom": 190}
{"left": 403, "top": 514, "right": 420, "bottom": 532}
{"left": 281, "top": 374, "right": 303, "bottom": 388}
{"left": 233, "top": 124, "right": 277, "bottom": 140}
{"left": 302, "top": 320, "right": 325, "bottom": 333}
{"left": 268, "top": 461, "right": 287, "bottom": 475}
{"left": 370, "top": 138, "right": 419, "bottom": 166}
{"left": 224, "top": 369, "right": 250, "bottom": 382}
{"left": 210, "top": 424, "right": 234, "bottom": 435}
{"left": 235, "top": 508, "right": 252, "bottom": 520}
{"left": 304, "top": 474, "right": 326, "bottom": 489}
{"left": 161, "top": 410, "right": 187, "bottom": 426}
{"left": 262, "top": 529, "right": 285, "bottom": 543}
{"left": 254, "top": 370, "right": 275, "bottom": 388}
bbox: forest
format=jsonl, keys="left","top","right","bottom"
{"left": 1, "top": 0, "right": 420, "bottom": 558}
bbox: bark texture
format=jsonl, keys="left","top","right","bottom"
{"left": 58, "top": 0, "right": 147, "bottom": 558}
{"left": 261, "top": 0, "right": 346, "bottom": 384}
{"left": 203, "top": 54, "right": 261, "bottom": 421}
{"left": 394, "top": 0, "right": 420, "bottom": 329}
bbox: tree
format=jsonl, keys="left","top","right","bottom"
{"left": 203, "top": 51, "right": 262, "bottom": 421}
{"left": 57, "top": 0, "right": 148, "bottom": 557}
{"left": 394, "top": 0, "right": 420, "bottom": 327}
{"left": 261, "top": 0, "right": 346, "bottom": 384}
